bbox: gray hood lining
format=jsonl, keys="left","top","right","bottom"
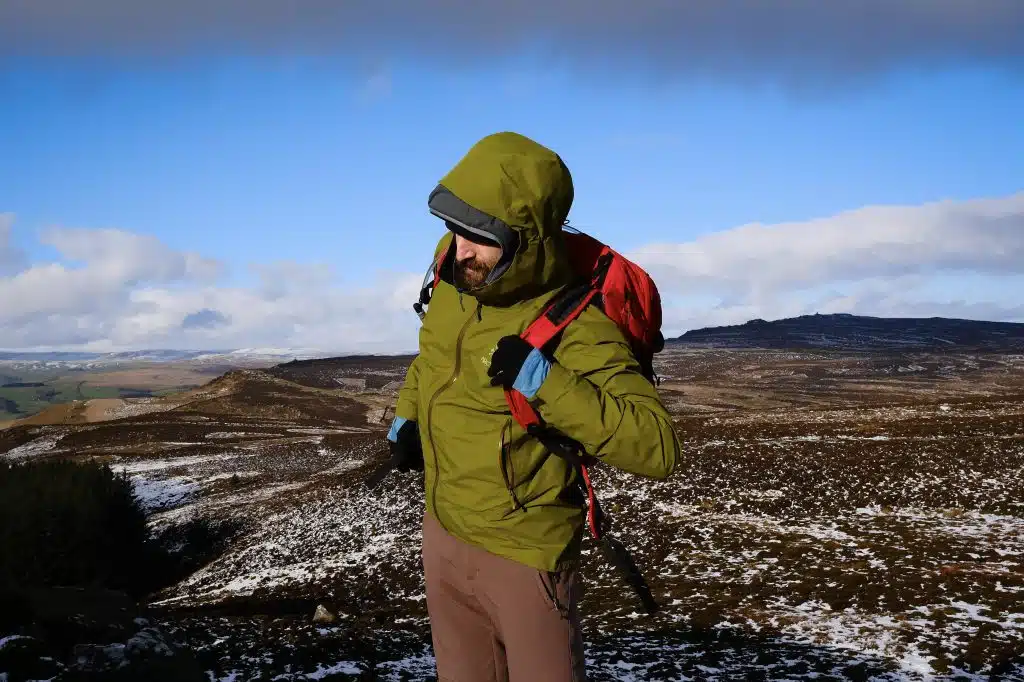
{"left": 428, "top": 184, "right": 520, "bottom": 288}
{"left": 427, "top": 184, "right": 518, "bottom": 254}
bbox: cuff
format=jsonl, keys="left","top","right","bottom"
{"left": 533, "top": 361, "right": 577, "bottom": 408}
{"left": 512, "top": 348, "right": 551, "bottom": 400}
{"left": 387, "top": 416, "right": 408, "bottom": 442}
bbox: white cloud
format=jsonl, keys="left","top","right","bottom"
{"left": 0, "top": 217, "right": 423, "bottom": 352}
{"left": 42, "top": 227, "right": 222, "bottom": 282}
{"left": 249, "top": 261, "right": 335, "bottom": 300}
{"left": 1, "top": 194, "right": 1023, "bottom": 351}
{"left": 0, "top": 227, "right": 224, "bottom": 327}
{"left": 629, "top": 192, "right": 1024, "bottom": 334}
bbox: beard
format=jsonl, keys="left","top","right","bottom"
{"left": 454, "top": 258, "right": 494, "bottom": 290}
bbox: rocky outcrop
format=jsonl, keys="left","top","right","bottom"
{"left": 0, "top": 588, "right": 205, "bottom": 682}
{"left": 674, "top": 313, "right": 1024, "bottom": 351}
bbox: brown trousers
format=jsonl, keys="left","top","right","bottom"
{"left": 422, "top": 511, "right": 587, "bottom": 682}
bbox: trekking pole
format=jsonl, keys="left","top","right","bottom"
{"left": 528, "top": 426, "right": 659, "bottom": 615}
{"left": 599, "top": 530, "right": 659, "bottom": 615}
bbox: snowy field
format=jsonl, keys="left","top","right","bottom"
{"left": 2, "top": 351, "right": 1022, "bottom": 680}
{"left": 133, "top": 399, "right": 1024, "bottom": 680}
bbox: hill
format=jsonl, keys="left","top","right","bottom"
{"left": 2, "top": 346, "right": 1023, "bottom": 679}
{"left": 0, "top": 348, "right": 344, "bottom": 421}
{"left": 673, "top": 313, "right": 1024, "bottom": 351}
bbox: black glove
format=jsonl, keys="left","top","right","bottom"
{"left": 365, "top": 419, "right": 423, "bottom": 489}
{"left": 390, "top": 419, "right": 424, "bottom": 472}
{"left": 488, "top": 335, "right": 535, "bottom": 389}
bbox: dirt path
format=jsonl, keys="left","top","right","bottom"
{"left": 81, "top": 398, "right": 128, "bottom": 421}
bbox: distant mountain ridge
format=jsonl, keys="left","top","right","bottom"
{"left": 673, "top": 313, "right": 1024, "bottom": 351}
{"left": 0, "top": 348, "right": 325, "bottom": 365}
{"left": 0, "top": 350, "right": 225, "bottom": 362}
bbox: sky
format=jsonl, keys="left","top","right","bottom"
{"left": 1, "top": 1, "right": 1023, "bottom": 353}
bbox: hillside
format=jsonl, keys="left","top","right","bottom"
{"left": 1, "top": 346, "right": 1022, "bottom": 679}
{"left": 674, "top": 313, "right": 1024, "bottom": 351}
{"left": 0, "top": 349, "right": 338, "bottom": 422}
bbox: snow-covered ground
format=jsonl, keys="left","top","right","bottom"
{"left": 130, "top": 475, "right": 200, "bottom": 513}
{"left": 4, "top": 350, "right": 1023, "bottom": 680}
{"left": 1, "top": 434, "right": 61, "bottom": 460}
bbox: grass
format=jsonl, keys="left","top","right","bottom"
{"left": 0, "top": 366, "right": 205, "bottom": 419}
{"left": 0, "top": 383, "right": 128, "bottom": 419}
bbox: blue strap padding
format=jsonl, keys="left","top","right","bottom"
{"left": 388, "top": 416, "right": 408, "bottom": 443}
{"left": 513, "top": 348, "right": 551, "bottom": 400}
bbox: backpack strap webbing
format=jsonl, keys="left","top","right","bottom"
{"left": 523, "top": 411, "right": 659, "bottom": 615}
{"left": 503, "top": 259, "right": 659, "bottom": 615}
{"left": 504, "top": 252, "right": 614, "bottom": 430}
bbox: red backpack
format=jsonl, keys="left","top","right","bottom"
{"left": 415, "top": 226, "right": 665, "bottom": 613}
{"left": 417, "top": 227, "right": 665, "bottom": 378}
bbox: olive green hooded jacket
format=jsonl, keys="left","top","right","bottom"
{"left": 395, "top": 132, "right": 680, "bottom": 572}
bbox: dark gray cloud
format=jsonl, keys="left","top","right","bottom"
{"left": 181, "top": 308, "right": 230, "bottom": 330}
{"left": 0, "top": 213, "right": 26, "bottom": 275}
{"left": 1, "top": 1, "right": 1022, "bottom": 83}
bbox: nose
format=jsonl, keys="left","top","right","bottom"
{"left": 454, "top": 234, "right": 476, "bottom": 262}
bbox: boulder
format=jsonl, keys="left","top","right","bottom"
{"left": 313, "top": 604, "right": 337, "bottom": 624}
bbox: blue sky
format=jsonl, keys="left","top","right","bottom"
{"left": 1, "top": 4, "right": 1023, "bottom": 351}
{"left": 4, "top": 61, "right": 1021, "bottom": 275}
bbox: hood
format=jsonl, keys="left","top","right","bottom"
{"left": 427, "top": 131, "right": 575, "bottom": 306}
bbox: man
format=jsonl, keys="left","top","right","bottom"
{"left": 386, "top": 131, "right": 680, "bottom": 682}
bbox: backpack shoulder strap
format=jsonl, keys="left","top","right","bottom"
{"left": 503, "top": 251, "right": 660, "bottom": 615}
{"left": 505, "top": 252, "right": 614, "bottom": 430}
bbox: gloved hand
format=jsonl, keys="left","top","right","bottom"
{"left": 365, "top": 417, "right": 424, "bottom": 489}
{"left": 388, "top": 417, "right": 424, "bottom": 472}
{"left": 488, "top": 335, "right": 551, "bottom": 399}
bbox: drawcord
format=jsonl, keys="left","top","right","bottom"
{"left": 500, "top": 421, "right": 526, "bottom": 513}
{"left": 455, "top": 291, "right": 483, "bottom": 321}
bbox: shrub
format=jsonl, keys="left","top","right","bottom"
{"left": 0, "top": 459, "right": 155, "bottom": 598}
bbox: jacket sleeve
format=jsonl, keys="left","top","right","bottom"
{"left": 532, "top": 312, "right": 680, "bottom": 479}
{"left": 393, "top": 354, "right": 422, "bottom": 423}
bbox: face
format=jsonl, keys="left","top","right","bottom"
{"left": 453, "top": 233, "right": 503, "bottom": 290}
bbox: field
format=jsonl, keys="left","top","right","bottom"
{"left": 0, "top": 362, "right": 266, "bottom": 422}
{"left": 1, "top": 347, "right": 1022, "bottom": 680}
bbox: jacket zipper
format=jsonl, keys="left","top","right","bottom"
{"left": 425, "top": 300, "right": 479, "bottom": 531}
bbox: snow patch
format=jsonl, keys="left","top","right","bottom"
{"left": 0, "top": 635, "right": 29, "bottom": 649}
{"left": 131, "top": 476, "right": 199, "bottom": 512}
{"left": 2, "top": 435, "right": 60, "bottom": 460}
{"left": 303, "top": 661, "right": 362, "bottom": 678}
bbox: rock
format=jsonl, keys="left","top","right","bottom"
{"left": 367, "top": 405, "right": 390, "bottom": 424}
{"left": 0, "top": 635, "right": 63, "bottom": 680}
{"left": 124, "top": 627, "right": 176, "bottom": 661}
{"left": 313, "top": 604, "right": 337, "bottom": 624}
{"left": 73, "top": 641, "right": 129, "bottom": 672}
{"left": 70, "top": 625, "right": 205, "bottom": 682}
